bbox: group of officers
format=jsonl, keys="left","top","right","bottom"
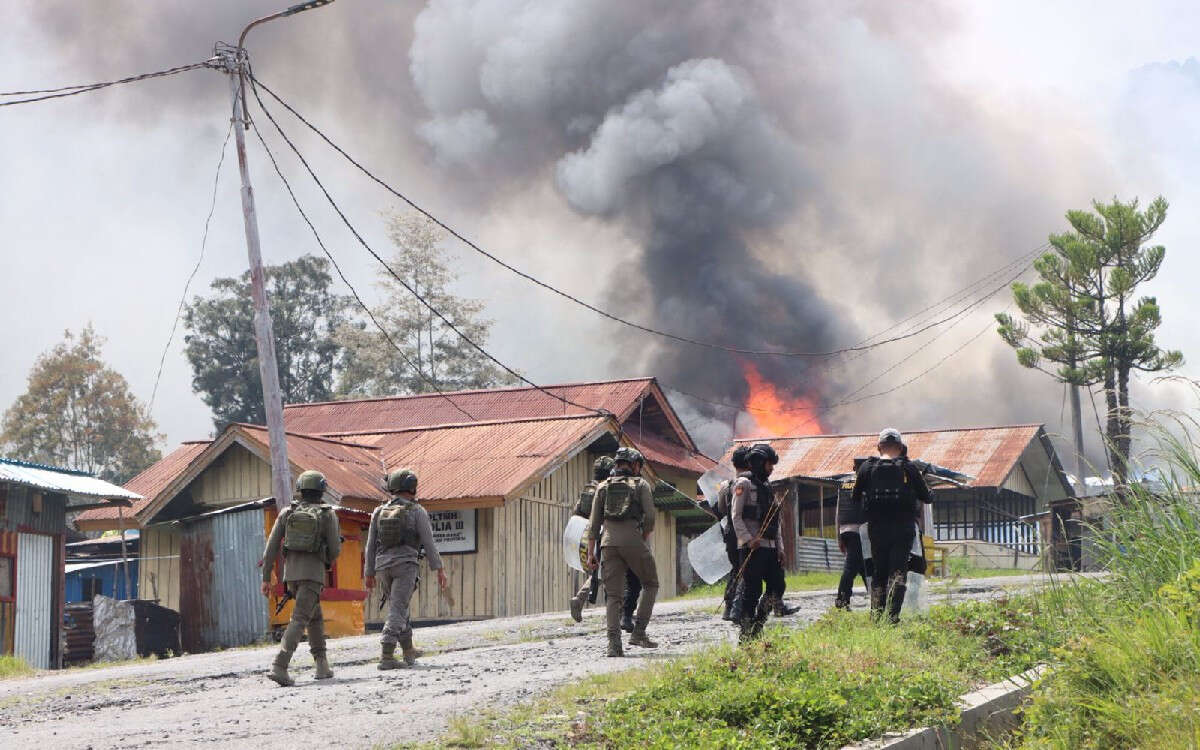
{"left": 257, "top": 425, "right": 934, "bottom": 684}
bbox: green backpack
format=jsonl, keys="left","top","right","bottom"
{"left": 377, "top": 500, "right": 421, "bottom": 548}
{"left": 283, "top": 503, "right": 329, "bottom": 553}
{"left": 574, "top": 481, "right": 598, "bottom": 518}
{"left": 602, "top": 476, "right": 642, "bottom": 522}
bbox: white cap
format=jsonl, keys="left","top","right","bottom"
{"left": 878, "top": 428, "right": 904, "bottom": 446}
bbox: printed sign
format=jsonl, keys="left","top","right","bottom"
{"left": 428, "top": 509, "right": 477, "bottom": 554}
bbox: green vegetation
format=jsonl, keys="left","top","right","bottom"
{"left": 0, "top": 655, "right": 33, "bottom": 680}
{"left": 1007, "top": 432, "right": 1200, "bottom": 749}
{"left": 457, "top": 596, "right": 1067, "bottom": 749}
{"left": 674, "top": 571, "right": 841, "bottom": 600}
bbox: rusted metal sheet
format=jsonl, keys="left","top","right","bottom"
{"left": 235, "top": 425, "right": 386, "bottom": 503}
{"left": 178, "top": 522, "right": 215, "bottom": 653}
{"left": 721, "top": 425, "right": 1047, "bottom": 489}
{"left": 3, "top": 484, "right": 67, "bottom": 535}
{"left": 63, "top": 602, "right": 94, "bottom": 665}
{"left": 284, "top": 378, "right": 655, "bottom": 434}
{"left": 76, "top": 442, "right": 208, "bottom": 526}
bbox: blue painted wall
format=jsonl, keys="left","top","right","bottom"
{"left": 65, "top": 560, "right": 138, "bottom": 603}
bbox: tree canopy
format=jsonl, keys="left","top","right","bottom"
{"left": 2, "top": 325, "right": 162, "bottom": 483}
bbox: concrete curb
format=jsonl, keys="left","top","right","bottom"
{"left": 842, "top": 665, "right": 1046, "bottom": 750}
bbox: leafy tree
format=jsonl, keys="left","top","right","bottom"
{"left": 2, "top": 325, "right": 162, "bottom": 483}
{"left": 997, "top": 196, "right": 1182, "bottom": 483}
{"left": 337, "top": 211, "right": 517, "bottom": 398}
{"left": 184, "top": 254, "right": 351, "bottom": 430}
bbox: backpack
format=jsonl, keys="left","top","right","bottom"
{"left": 283, "top": 503, "right": 329, "bottom": 553}
{"left": 377, "top": 500, "right": 421, "bottom": 549}
{"left": 864, "top": 458, "right": 916, "bottom": 515}
{"left": 602, "top": 476, "right": 643, "bottom": 522}
{"left": 574, "top": 481, "right": 598, "bottom": 518}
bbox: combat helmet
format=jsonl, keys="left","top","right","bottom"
{"left": 386, "top": 468, "right": 418, "bottom": 495}
{"left": 731, "top": 444, "right": 752, "bottom": 471}
{"left": 296, "top": 470, "right": 327, "bottom": 493}
{"left": 614, "top": 446, "right": 644, "bottom": 466}
{"left": 593, "top": 455, "right": 616, "bottom": 481}
{"left": 747, "top": 443, "right": 779, "bottom": 465}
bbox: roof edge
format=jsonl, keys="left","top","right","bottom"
{"left": 730, "top": 423, "right": 1046, "bottom": 443}
{"left": 282, "top": 377, "right": 657, "bottom": 410}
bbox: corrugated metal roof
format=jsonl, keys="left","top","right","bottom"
{"left": 283, "top": 378, "right": 655, "bottom": 434}
{"left": 722, "top": 425, "right": 1047, "bottom": 488}
{"left": 0, "top": 458, "right": 143, "bottom": 501}
{"left": 76, "top": 442, "right": 209, "bottom": 523}
{"left": 345, "top": 415, "right": 610, "bottom": 506}
{"left": 234, "top": 425, "right": 387, "bottom": 503}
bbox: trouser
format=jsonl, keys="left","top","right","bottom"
{"left": 379, "top": 562, "right": 420, "bottom": 644}
{"left": 600, "top": 542, "right": 659, "bottom": 635}
{"left": 722, "top": 531, "right": 741, "bottom": 605}
{"left": 867, "top": 520, "right": 915, "bottom": 619}
{"left": 837, "top": 531, "right": 868, "bottom": 603}
{"left": 738, "top": 546, "right": 785, "bottom": 624}
{"left": 622, "top": 568, "right": 641, "bottom": 618}
{"left": 281, "top": 580, "right": 326, "bottom": 656}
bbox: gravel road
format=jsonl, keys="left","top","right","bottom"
{"left": 0, "top": 574, "right": 1054, "bottom": 749}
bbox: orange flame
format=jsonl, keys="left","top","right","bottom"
{"left": 740, "top": 361, "right": 826, "bottom": 437}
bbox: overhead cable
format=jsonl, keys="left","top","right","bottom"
{"left": 0, "top": 59, "right": 216, "bottom": 107}
{"left": 250, "top": 74, "right": 1026, "bottom": 360}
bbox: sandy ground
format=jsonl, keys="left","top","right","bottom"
{"left": 0, "top": 574, "right": 1057, "bottom": 749}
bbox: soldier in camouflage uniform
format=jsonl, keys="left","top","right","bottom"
{"left": 364, "top": 468, "right": 447, "bottom": 669}
{"left": 586, "top": 447, "right": 659, "bottom": 657}
{"left": 261, "top": 470, "right": 342, "bottom": 687}
{"left": 569, "top": 456, "right": 615, "bottom": 622}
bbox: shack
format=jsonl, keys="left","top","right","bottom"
{"left": 0, "top": 458, "right": 139, "bottom": 668}
{"left": 65, "top": 531, "right": 140, "bottom": 603}
{"left": 718, "top": 425, "right": 1074, "bottom": 572}
{"left": 74, "top": 378, "right": 711, "bottom": 642}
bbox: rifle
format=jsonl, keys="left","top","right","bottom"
{"left": 274, "top": 587, "right": 294, "bottom": 616}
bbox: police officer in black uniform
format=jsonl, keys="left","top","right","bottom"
{"left": 731, "top": 442, "right": 786, "bottom": 641}
{"left": 716, "top": 445, "right": 752, "bottom": 621}
{"left": 834, "top": 459, "right": 869, "bottom": 611}
{"left": 851, "top": 428, "right": 932, "bottom": 623}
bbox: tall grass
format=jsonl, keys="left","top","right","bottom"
{"left": 0, "top": 655, "right": 33, "bottom": 679}
{"left": 1014, "top": 429, "right": 1200, "bottom": 748}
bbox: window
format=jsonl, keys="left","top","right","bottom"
{"left": 82, "top": 577, "right": 104, "bottom": 600}
{"left": 0, "top": 556, "right": 12, "bottom": 601}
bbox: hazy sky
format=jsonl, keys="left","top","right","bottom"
{"left": 3, "top": 1, "right": 1199, "bottom": 472}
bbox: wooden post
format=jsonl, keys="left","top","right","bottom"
{"left": 117, "top": 505, "right": 132, "bottom": 600}
{"left": 818, "top": 484, "right": 826, "bottom": 539}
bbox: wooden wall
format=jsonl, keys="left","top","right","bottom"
{"left": 190, "top": 443, "right": 272, "bottom": 507}
{"left": 138, "top": 525, "right": 181, "bottom": 612}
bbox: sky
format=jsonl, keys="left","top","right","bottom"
{"left": 2, "top": 1, "right": 1200, "bottom": 475}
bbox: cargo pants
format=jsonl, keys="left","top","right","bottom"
{"left": 600, "top": 541, "right": 658, "bottom": 636}
{"left": 379, "top": 562, "right": 420, "bottom": 644}
{"left": 281, "top": 580, "right": 326, "bottom": 656}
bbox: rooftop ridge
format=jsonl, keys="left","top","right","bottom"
{"left": 309, "top": 413, "right": 611, "bottom": 437}
{"left": 232, "top": 423, "right": 384, "bottom": 451}
{"left": 281, "top": 377, "right": 656, "bottom": 410}
{"left": 0, "top": 457, "right": 93, "bottom": 477}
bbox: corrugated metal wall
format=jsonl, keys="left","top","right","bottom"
{"left": 15, "top": 533, "right": 54, "bottom": 669}
{"left": 794, "top": 536, "right": 845, "bottom": 573}
{"left": 208, "top": 509, "right": 268, "bottom": 648}
{"left": 2, "top": 485, "right": 67, "bottom": 534}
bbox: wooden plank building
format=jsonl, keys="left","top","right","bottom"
{"left": 76, "top": 378, "right": 712, "bottom": 647}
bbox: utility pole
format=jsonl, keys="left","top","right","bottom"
{"left": 216, "top": 0, "right": 336, "bottom": 511}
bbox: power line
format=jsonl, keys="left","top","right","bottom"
{"left": 250, "top": 73, "right": 1027, "bottom": 360}
{"left": 246, "top": 111, "right": 479, "bottom": 423}
{"left": 246, "top": 74, "right": 615, "bottom": 423}
{"left": 0, "top": 59, "right": 216, "bottom": 107}
{"left": 146, "top": 120, "right": 234, "bottom": 417}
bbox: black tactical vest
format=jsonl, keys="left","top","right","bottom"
{"left": 738, "top": 473, "right": 780, "bottom": 541}
{"left": 836, "top": 478, "right": 865, "bottom": 527}
{"left": 864, "top": 458, "right": 917, "bottom": 518}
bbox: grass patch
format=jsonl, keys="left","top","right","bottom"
{"left": 0, "top": 655, "right": 33, "bottom": 680}
{"left": 460, "top": 596, "right": 1067, "bottom": 749}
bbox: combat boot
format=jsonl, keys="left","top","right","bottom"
{"left": 400, "top": 633, "right": 420, "bottom": 666}
{"left": 570, "top": 597, "right": 584, "bottom": 623}
{"left": 606, "top": 632, "right": 624, "bottom": 658}
{"left": 887, "top": 585, "right": 907, "bottom": 625}
{"left": 870, "top": 585, "right": 886, "bottom": 621}
{"left": 773, "top": 599, "right": 800, "bottom": 617}
{"left": 377, "top": 642, "right": 401, "bottom": 671}
{"left": 313, "top": 654, "right": 334, "bottom": 680}
{"left": 737, "top": 616, "right": 762, "bottom": 644}
{"left": 628, "top": 620, "right": 658, "bottom": 649}
{"left": 721, "top": 600, "right": 734, "bottom": 621}
{"left": 620, "top": 611, "right": 635, "bottom": 633}
{"left": 268, "top": 649, "right": 294, "bottom": 687}
{"left": 833, "top": 594, "right": 850, "bottom": 611}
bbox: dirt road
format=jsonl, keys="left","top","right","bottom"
{"left": 0, "top": 575, "right": 1050, "bottom": 749}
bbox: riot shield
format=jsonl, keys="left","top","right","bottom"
{"left": 562, "top": 515, "right": 589, "bottom": 572}
{"left": 687, "top": 522, "right": 733, "bottom": 584}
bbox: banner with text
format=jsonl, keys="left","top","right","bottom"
{"left": 428, "top": 509, "right": 477, "bottom": 554}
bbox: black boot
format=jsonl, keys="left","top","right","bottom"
{"left": 833, "top": 594, "right": 850, "bottom": 611}
{"left": 772, "top": 599, "right": 799, "bottom": 617}
{"left": 870, "top": 585, "right": 885, "bottom": 621}
{"left": 620, "top": 610, "right": 635, "bottom": 633}
{"left": 721, "top": 600, "right": 734, "bottom": 621}
{"left": 887, "top": 585, "right": 907, "bottom": 624}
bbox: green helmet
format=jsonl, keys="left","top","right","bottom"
{"left": 386, "top": 468, "right": 418, "bottom": 495}
{"left": 593, "top": 456, "right": 615, "bottom": 481}
{"left": 614, "top": 447, "right": 644, "bottom": 466}
{"left": 296, "top": 470, "right": 327, "bottom": 493}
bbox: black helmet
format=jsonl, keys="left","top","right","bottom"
{"left": 731, "top": 445, "right": 752, "bottom": 471}
{"left": 748, "top": 443, "right": 779, "bottom": 465}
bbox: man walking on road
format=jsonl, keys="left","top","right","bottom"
{"left": 587, "top": 447, "right": 659, "bottom": 657}
{"left": 716, "top": 445, "right": 751, "bottom": 621}
{"left": 261, "top": 470, "right": 342, "bottom": 687}
{"left": 834, "top": 463, "right": 868, "bottom": 611}
{"left": 851, "top": 428, "right": 932, "bottom": 623}
{"left": 732, "top": 443, "right": 786, "bottom": 642}
{"left": 365, "top": 468, "right": 448, "bottom": 669}
{"left": 570, "top": 455, "right": 615, "bottom": 622}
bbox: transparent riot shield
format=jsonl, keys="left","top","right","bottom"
{"left": 687, "top": 522, "right": 733, "bottom": 584}
{"left": 562, "top": 515, "right": 589, "bottom": 572}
